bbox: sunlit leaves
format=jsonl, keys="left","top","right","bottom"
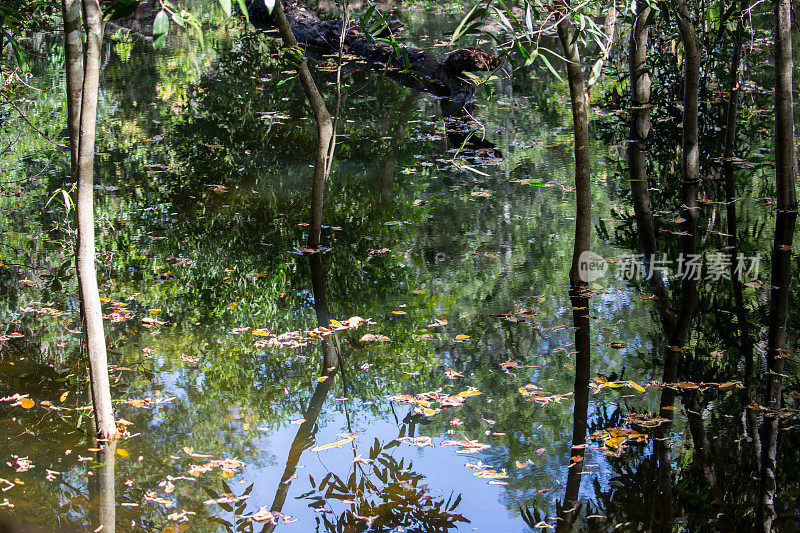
{"left": 590, "top": 428, "right": 648, "bottom": 457}
{"left": 153, "top": 10, "right": 169, "bottom": 49}
{"left": 18, "top": 398, "right": 34, "bottom": 409}
{"left": 311, "top": 433, "right": 356, "bottom": 452}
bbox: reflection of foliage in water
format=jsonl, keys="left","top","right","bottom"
{"left": 301, "top": 438, "right": 468, "bottom": 533}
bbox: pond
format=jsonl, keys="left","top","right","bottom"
{"left": 0, "top": 1, "right": 799, "bottom": 531}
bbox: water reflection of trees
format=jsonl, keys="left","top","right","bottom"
{"left": 256, "top": 217, "right": 468, "bottom": 532}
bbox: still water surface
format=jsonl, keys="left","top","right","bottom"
{"left": 0, "top": 5, "right": 796, "bottom": 532}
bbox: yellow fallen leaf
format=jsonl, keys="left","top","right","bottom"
{"left": 474, "top": 469, "right": 508, "bottom": 479}
{"left": 116, "top": 448, "right": 129, "bottom": 458}
{"left": 149, "top": 309, "right": 161, "bottom": 314}
{"left": 59, "top": 391, "right": 69, "bottom": 402}
{"left": 627, "top": 380, "right": 646, "bottom": 392}
{"left": 311, "top": 435, "right": 355, "bottom": 452}
{"left": 19, "top": 398, "right": 34, "bottom": 409}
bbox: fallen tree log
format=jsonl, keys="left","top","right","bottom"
{"left": 246, "top": 0, "right": 501, "bottom": 113}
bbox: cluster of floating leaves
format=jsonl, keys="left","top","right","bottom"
{"left": 518, "top": 384, "right": 573, "bottom": 405}
{"left": 490, "top": 307, "right": 536, "bottom": 323}
{"left": 590, "top": 428, "right": 648, "bottom": 457}
{"left": 589, "top": 377, "right": 647, "bottom": 394}
{"left": 387, "top": 387, "right": 482, "bottom": 417}
{"left": 245, "top": 316, "right": 382, "bottom": 349}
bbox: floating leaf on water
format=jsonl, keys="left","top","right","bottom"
{"left": 347, "top": 316, "right": 365, "bottom": 328}
{"left": 360, "top": 333, "right": 390, "bottom": 342}
{"left": 474, "top": 468, "right": 508, "bottom": 479}
{"left": 627, "top": 380, "right": 646, "bottom": 392}
{"left": 18, "top": 398, "right": 34, "bottom": 409}
{"left": 399, "top": 436, "right": 433, "bottom": 447}
{"left": 445, "top": 368, "right": 464, "bottom": 379}
{"left": 311, "top": 434, "right": 355, "bottom": 452}
{"left": 457, "top": 387, "right": 481, "bottom": 398}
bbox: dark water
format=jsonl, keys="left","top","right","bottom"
{"left": 0, "top": 5, "right": 799, "bottom": 532}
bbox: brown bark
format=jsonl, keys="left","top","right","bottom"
{"left": 555, "top": 1, "right": 592, "bottom": 291}
{"left": 757, "top": 2, "right": 798, "bottom": 529}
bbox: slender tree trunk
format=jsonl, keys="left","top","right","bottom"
{"left": 722, "top": 0, "right": 754, "bottom": 389}
{"left": 555, "top": 1, "right": 592, "bottom": 290}
{"left": 556, "top": 291, "right": 591, "bottom": 533}
{"left": 757, "top": 2, "right": 798, "bottom": 530}
{"left": 263, "top": 366, "right": 336, "bottom": 533}
{"left": 685, "top": 393, "right": 733, "bottom": 527}
{"left": 64, "top": 0, "right": 117, "bottom": 440}
{"left": 273, "top": 0, "right": 336, "bottom": 249}
{"left": 264, "top": 231, "right": 340, "bottom": 533}
{"left": 628, "top": 0, "right": 677, "bottom": 332}
{"left": 553, "top": 6, "right": 592, "bottom": 522}
{"left": 90, "top": 439, "right": 116, "bottom": 532}
{"left": 662, "top": 0, "right": 700, "bottom": 408}
{"left": 62, "top": 0, "right": 83, "bottom": 172}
